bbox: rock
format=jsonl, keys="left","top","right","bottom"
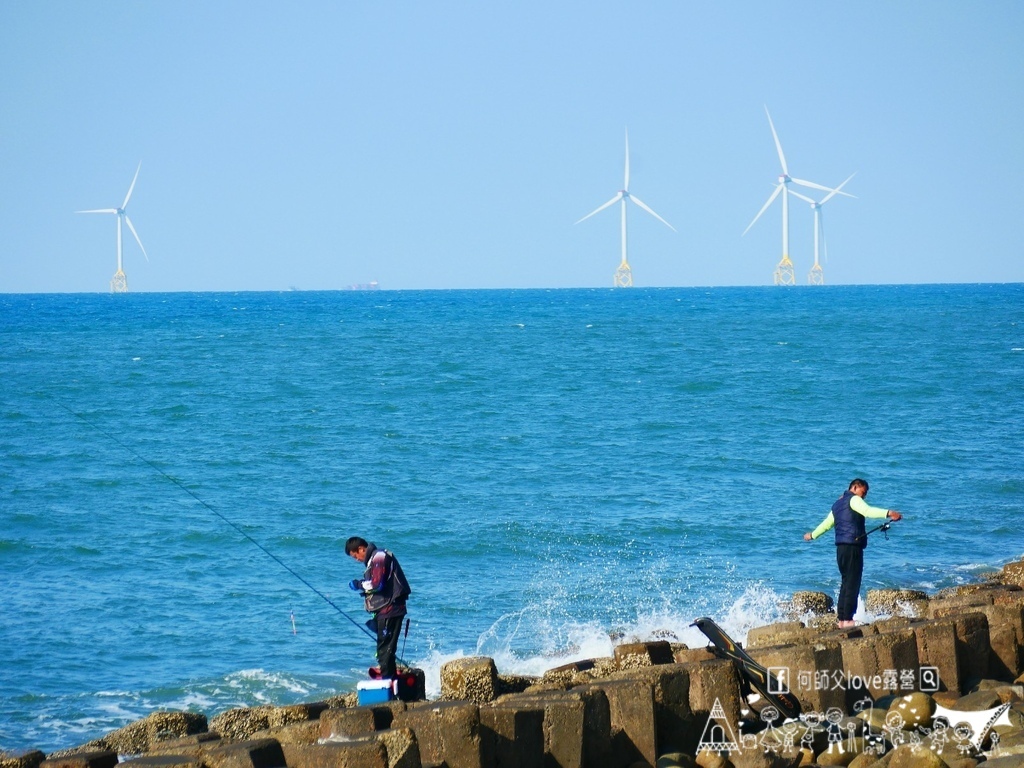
{"left": 817, "top": 736, "right": 868, "bottom": 766}
{"left": 788, "top": 592, "right": 836, "bottom": 617}
{"left": 850, "top": 752, "right": 882, "bottom": 768}
{"left": 998, "top": 561, "right": 1024, "bottom": 589}
{"left": 496, "top": 673, "right": 538, "bottom": 696}
{"left": 867, "top": 590, "right": 929, "bottom": 618}
{"left": 658, "top": 752, "right": 696, "bottom": 768}
{"left": 978, "top": 755, "right": 1024, "bottom": 768}
{"left": 954, "top": 690, "right": 1003, "bottom": 711}
{"left": 890, "top": 693, "right": 937, "bottom": 730}
{"left": 208, "top": 706, "right": 274, "bottom": 742}
{"left": 695, "top": 751, "right": 734, "bottom": 768}
{"left": 887, "top": 743, "right": 951, "bottom": 768}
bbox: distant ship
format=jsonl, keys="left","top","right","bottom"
{"left": 345, "top": 281, "right": 380, "bottom": 291}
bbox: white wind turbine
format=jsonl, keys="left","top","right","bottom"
{"left": 743, "top": 107, "right": 848, "bottom": 285}
{"left": 576, "top": 130, "right": 675, "bottom": 287}
{"left": 788, "top": 173, "right": 857, "bottom": 285}
{"left": 78, "top": 163, "right": 149, "bottom": 293}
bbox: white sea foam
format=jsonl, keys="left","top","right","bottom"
{"left": 411, "top": 582, "right": 792, "bottom": 697}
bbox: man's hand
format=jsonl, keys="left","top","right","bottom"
{"left": 886, "top": 510, "right": 903, "bottom": 521}
{"left": 803, "top": 532, "right": 813, "bottom": 541}
{"left": 349, "top": 579, "right": 363, "bottom": 591}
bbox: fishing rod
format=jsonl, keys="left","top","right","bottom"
{"left": 53, "top": 400, "right": 378, "bottom": 642}
{"left": 855, "top": 517, "right": 901, "bottom": 543}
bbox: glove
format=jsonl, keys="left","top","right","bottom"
{"left": 349, "top": 579, "right": 363, "bottom": 592}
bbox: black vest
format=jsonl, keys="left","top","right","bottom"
{"left": 362, "top": 543, "right": 411, "bottom": 614}
{"left": 832, "top": 490, "right": 867, "bottom": 548}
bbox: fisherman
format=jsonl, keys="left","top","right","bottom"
{"left": 804, "top": 479, "right": 902, "bottom": 628}
{"left": 346, "top": 536, "right": 411, "bottom": 679}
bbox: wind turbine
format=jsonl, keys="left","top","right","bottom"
{"left": 576, "top": 130, "right": 675, "bottom": 287}
{"left": 743, "top": 108, "right": 847, "bottom": 285}
{"left": 788, "top": 173, "right": 856, "bottom": 285}
{"left": 78, "top": 163, "right": 149, "bottom": 293}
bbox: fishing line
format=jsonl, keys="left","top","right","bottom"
{"left": 52, "top": 400, "right": 377, "bottom": 641}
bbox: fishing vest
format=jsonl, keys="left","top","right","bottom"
{"left": 832, "top": 490, "right": 867, "bottom": 548}
{"left": 362, "top": 544, "right": 411, "bottom": 615}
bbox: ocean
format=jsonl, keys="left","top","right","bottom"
{"left": 2, "top": 285, "right": 1022, "bottom": 754}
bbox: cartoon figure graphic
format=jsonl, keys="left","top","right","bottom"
{"left": 954, "top": 724, "right": 974, "bottom": 756}
{"left": 758, "top": 706, "right": 781, "bottom": 753}
{"left": 800, "top": 711, "right": 822, "bottom": 753}
{"left": 884, "top": 710, "right": 907, "bottom": 748}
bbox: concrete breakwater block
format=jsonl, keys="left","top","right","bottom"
{"left": 479, "top": 703, "right": 545, "bottom": 768}
{"left": 202, "top": 738, "right": 286, "bottom": 768}
{"left": 913, "top": 617, "right": 963, "bottom": 696}
{"left": 680, "top": 658, "right": 743, "bottom": 742}
{"left": 64, "top": 712, "right": 210, "bottom": 758}
{"left": 748, "top": 639, "right": 846, "bottom": 714}
{"left": 375, "top": 728, "right": 420, "bottom": 768}
{"left": 208, "top": 703, "right": 329, "bottom": 743}
{"left": 745, "top": 621, "right": 811, "bottom": 649}
{"left": 391, "top": 701, "right": 482, "bottom": 768}
{"left": 441, "top": 657, "right": 499, "bottom": 704}
{"left": 120, "top": 756, "right": 204, "bottom": 768}
{"left": 927, "top": 611, "right": 992, "bottom": 689}
{"left": 319, "top": 702, "right": 406, "bottom": 741}
{"left": 208, "top": 707, "right": 275, "bottom": 742}
{"left": 838, "top": 628, "right": 920, "bottom": 707}
{"left": 496, "top": 687, "right": 612, "bottom": 768}
{"left": 582, "top": 676, "right": 658, "bottom": 768}
{"left": 280, "top": 740, "right": 387, "bottom": 768}
{"left": 0, "top": 752, "right": 46, "bottom": 768}
{"left": 39, "top": 753, "right": 118, "bottom": 768}
{"left": 606, "top": 663, "right": 693, "bottom": 755}
{"left": 613, "top": 641, "right": 676, "bottom": 670}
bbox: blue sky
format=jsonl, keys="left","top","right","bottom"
{"left": 1, "top": 1, "right": 1022, "bottom": 292}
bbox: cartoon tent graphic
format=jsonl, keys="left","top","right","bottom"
{"left": 698, "top": 698, "right": 740, "bottom": 753}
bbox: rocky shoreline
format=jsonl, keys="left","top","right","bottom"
{"left": 3, "top": 556, "right": 1024, "bottom": 768}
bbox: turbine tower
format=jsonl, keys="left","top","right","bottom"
{"left": 78, "top": 163, "right": 149, "bottom": 293}
{"left": 788, "top": 173, "right": 856, "bottom": 285}
{"left": 576, "top": 130, "right": 675, "bottom": 287}
{"left": 743, "top": 108, "right": 844, "bottom": 285}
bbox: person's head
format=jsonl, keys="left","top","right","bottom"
{"left": 345, "top": 536, "right": 369, "bottom": 562}
{"left": 849, "top": 478, "right": 869, "bottom": 497}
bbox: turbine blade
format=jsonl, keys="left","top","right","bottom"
{"left": 575, "top": 193, "right": 623, "bottom": 224}
{"left": 124, "top": 215, "right": 149, "bottom": 261}
{"left": 743, "top": 185, "right": 783, "bottom": 235}
{"left": 765, "top": 106, "right": 789, "bottom": 175}
{"left": 629, "top": 195, "right": 676, "bottom": 231}
{"left": 122, "top": 162, "right": 142, "bottom": 209}
{"left": 624, "top": 129, "right": 630, "bottom": 190}
{"left": 76, "top": 208, "right": 118, "bottom": 214}
{"left": 788, "top": 188, "right": 815, "bottom": 205}
{"left": 792, "top": 177, "right": 854, "bottom": 196}
{"left": 819, "top": 172, "right": 858, "bottom": 205}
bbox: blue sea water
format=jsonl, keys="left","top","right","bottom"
{"left": 1, "top": 285, "right": 1023, "bottom": 754}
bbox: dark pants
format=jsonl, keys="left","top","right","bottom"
{"left": 374, "top": 613, "right": 405, "bottom": 679}
{"left": 836, "top": 545, "right": 865, "bottom": 622}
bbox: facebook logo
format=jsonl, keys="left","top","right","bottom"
{"left": 768, "top": 667, "right": 791, "bottom": 694}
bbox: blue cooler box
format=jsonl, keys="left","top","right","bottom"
{"left": 356, "top": 679, "right": 395, "bottom": 705}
